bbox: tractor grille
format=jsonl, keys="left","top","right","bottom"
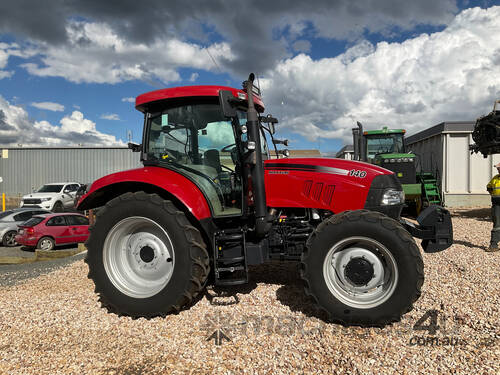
{"left": 382, "top": 162, "right": 416, "bottom": 184}
{"left": 23, "top": 198, "right": 41, "bottom": 204}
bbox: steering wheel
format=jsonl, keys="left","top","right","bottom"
{"left": 221, "top": 143, "right": 236, "bottom": 152}
{"left": 220, "top": 143, "right": 239, "bottom": 166}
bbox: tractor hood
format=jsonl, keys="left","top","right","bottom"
{"left": 264, "top": 157, "right": 400, "bottom": 214}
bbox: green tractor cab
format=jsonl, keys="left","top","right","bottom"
{"left": 352, "top": 124, "right": 442, "bottom": 214}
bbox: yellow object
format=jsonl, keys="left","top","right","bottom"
{"left": 2, "top": 193, "right": 4, "bottom": 211}
{"left": 1, "top": 149, "right": 7, "bottom": 158}
{"left": 487, "top": 174, "right": 500, "bottom": 196}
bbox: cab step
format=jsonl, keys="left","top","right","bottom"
{"left": 213, "top": 229, "right": 248, "bottom": 286}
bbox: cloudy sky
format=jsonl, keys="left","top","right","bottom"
{"left": 0, "top": 0, "right": 499, "bottom": 151}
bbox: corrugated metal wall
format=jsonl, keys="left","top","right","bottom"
{"left": 408, "top": 132, "right": 500, "bottom": 207}
{"left": 0, "top": 148, "right": 141, "bottom": 196}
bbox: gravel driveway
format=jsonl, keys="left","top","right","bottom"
{"left": 0, "top": 210, "right": 498, "bottom": 374}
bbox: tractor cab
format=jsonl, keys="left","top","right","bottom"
{"left": 135, "top": 84, "right": 271, "bottom": 218}
{"left": 362, "top": 127, "right": 418, "bottom": 185}
{"left": 364, "top": 127, "right": 406, "bottom": 161}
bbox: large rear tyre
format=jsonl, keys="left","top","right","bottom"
{"left": 301, "top": 210, "right": 424, "bottom": 327}
{"left": 85, "top": 192, "right": 210, "bottom": 318}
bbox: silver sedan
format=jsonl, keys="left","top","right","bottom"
{"left": 0, "top": 208, "right": 50, "bottom": 247}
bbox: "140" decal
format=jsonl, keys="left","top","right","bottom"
{"left": 349, "top": 169, "right": 367, "bottom": 178}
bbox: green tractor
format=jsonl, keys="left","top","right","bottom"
{"left": 352, "top": 122, "right": 442, "bottom": 215}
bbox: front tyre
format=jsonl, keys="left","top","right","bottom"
{"left": 301, "top": 210, "right": 424, "bottom": 327}
{"left": 85, "top": 192, "right": 209, "bottom": 318}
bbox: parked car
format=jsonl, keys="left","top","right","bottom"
{"left": 0, "top": 208, "right": 51, "bottom": 247}
{"left": 20, "top": 182, "right": 81, "bottom": 212}
{"left": 15, "top": 213, "right": 90, "bottom": 250}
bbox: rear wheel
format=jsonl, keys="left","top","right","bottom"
{"left": 85, "top": 192, "right": 210, "bottom": 318}
{"left": 301, "top": 210, "right": 424, "bottom": 326}
{"left": 2, "top": 231, "right": 18, "bottom": 247}
{"left": 37, "top": 236, "right": 55, "bottom": 251}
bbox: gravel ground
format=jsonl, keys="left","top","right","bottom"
{"left": 0, "top": 210, "right": 498, "bottom": 374}
{"left": 0, "top": 252, "right": 85, "bottom": 287}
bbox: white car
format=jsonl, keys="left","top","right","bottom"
{"left": 20, "top": 182, "right": 81, "bottom": 212}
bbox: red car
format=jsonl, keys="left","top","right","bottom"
{"left": 15, "top": 213, "right": 90, "bottom": 251}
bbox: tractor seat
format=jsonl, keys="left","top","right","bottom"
{"left": 203, "top": 149, "right": 222, "bottom": 173}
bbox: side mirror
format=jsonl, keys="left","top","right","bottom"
{"left": 259, "top": 114, "right": 278, "bottom": 134}
{"left": 219, "top": 90, "right": 237, "bottom": 118}
{"left": 128, "top": 142, "right": 142, "bottom": 152}
{"left": 273, "top": 139, "right": 289, "bottom": 146}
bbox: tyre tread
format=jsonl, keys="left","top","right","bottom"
{"left": 300, "top": 209, "right": 424, "bottom": 327}
{"left": 85, "top": 192, "right": 210, "bottom": 318}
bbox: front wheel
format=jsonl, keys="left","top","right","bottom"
{"left": 301, "top": 210, "right": 424, "bottom": 326}
{"left": 85, "top": 192, "right": 210, "bottom": 318}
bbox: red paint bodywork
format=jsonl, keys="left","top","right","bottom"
{"left": 135, "top": 85, "right": 265, "bottom": 113}
{"left": 15, "top": 213, "right": 90, "bottom": 247}
{"left": 78, "top": 158, "right": 392, "bottom": 220}
{"left": 264, "top": 158, "right": 390, "bottom": 213}
{"left": 78, "top": 167, "right": 212, "bottom": 220}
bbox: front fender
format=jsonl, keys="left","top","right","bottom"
{"left": 77, "top": 166, "right": 212, "bottom": 220}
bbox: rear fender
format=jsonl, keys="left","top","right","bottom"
{"left": 77, "top": 166, "right": 212, "bottom": 221}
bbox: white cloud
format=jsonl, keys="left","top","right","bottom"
{"left": 188, "top": 72, "right": 199, "bottom": 82}
{"left": 18, "top": 21, "right": 234, "bottom": 84}
{"left": 30, "top": 101, "right": 65, "bottom": 112}
{"left": 0, "top": 96, "right": 124, "bottom": 147}
{"left": 121, "top": 97, "right": 135, "bottom": 103}
{"left": 100, "top": 113, "right": 120, "bottom": 121}
{"left": 261, "top": 6, "right": 500, "bottom": 143}
{"left": 0, "top": 42, "right": 38, "bottom": 79}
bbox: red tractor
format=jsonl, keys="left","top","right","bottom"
{"left": 78, "top": 74, "right": 452, "bottom": 326}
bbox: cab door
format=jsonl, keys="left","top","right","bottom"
{"left": 146, "top": 104, "right": 243, "bottom": 217}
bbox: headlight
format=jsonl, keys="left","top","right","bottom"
{"left": 40, "top": 197, "right": 52, "bottom": 202}
{"left": 381, "top": 188, "right": 405, "bottom": 205}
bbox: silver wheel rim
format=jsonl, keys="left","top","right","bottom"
{"left": 103, "top": 216, "right": 175, "bottom": 299}
{"left": 40, "top": 238, "right": 53, "bottom": 250}
{"left": 323, "top": 236, "right": 398, "bottom": 309}
{"left": 5, "top": 232, "right": 17, "bottom": 246}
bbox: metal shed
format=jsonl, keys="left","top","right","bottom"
{"left": 335, "top": 145, "right": 354, "bottom": 160}
{"left": 0, "top": 147, "right": 141, "bottom": 202}
{"left": 406, "top": 122, "right": 500, "bottom": 207}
